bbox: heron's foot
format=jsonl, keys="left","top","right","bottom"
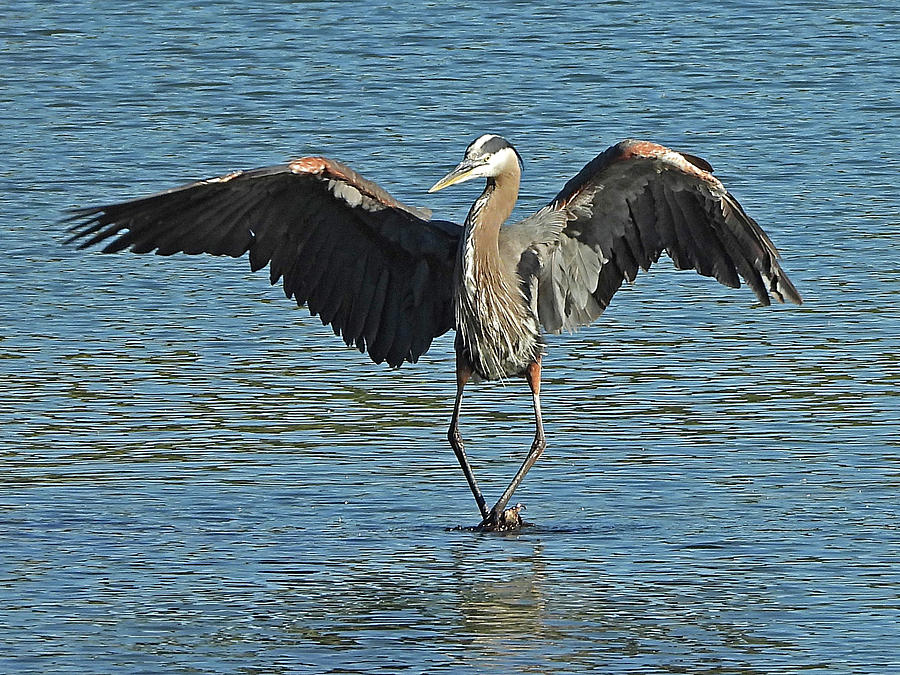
{"left": 477, "top": 503, "right": 526, "bottom": 532}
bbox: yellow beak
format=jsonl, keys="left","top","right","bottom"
{"left": 427, "top": 159, "right": 483, "bottom": 193}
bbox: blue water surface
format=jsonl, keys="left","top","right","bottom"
{"left": 2, "top": 1, "right": 899, "bottom": 673}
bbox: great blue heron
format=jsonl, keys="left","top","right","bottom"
{"left": 66, "top": 134, "right": 802, "bottom": 531}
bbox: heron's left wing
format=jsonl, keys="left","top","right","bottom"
{"left": 536, "top": 140, "right": 802, "bottom": 333}
{"left": 64, "top": 157, "right": 461, "bottom": 367}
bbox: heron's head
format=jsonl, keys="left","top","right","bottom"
{"left": 428, "top": 134, "right": 523, "bottom": 192}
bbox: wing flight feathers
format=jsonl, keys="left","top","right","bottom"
{"left": 65, "top": 157, "right": 461, "bottom": 367}
{"left": 537, "top": 140, "right": 801, "bottom": 333}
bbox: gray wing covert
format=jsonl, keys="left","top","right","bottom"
{"left": 66, "top": 157, "right": 461, "bottom": 367}
{"left": 536, "top": 140, "right": 802, "bottom": 333}
{"left": 498, "top": 206, "right": 568, "bottom": 316}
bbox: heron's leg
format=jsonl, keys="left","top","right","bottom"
{"left": 448, "top": 356, "right": 489, "bottom": 519}
{"left": 483, "top": 358, "right": 546, "bottom": 527}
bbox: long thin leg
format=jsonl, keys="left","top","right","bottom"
{"left": 483, "top": 357, "right": 547, "bottom": 527}
{"left": 448, "top": 356, "right": 489, "bottom": 519}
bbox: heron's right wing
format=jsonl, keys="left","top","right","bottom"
{"left": 536, "top": 140, "right": 801, "bottom": 333}
{"left": 65, "top": 157, "right": 461, "bottom": 367}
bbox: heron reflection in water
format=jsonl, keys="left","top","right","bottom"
{"left": 66, "top": 134, "right": 802, "bottom": 531}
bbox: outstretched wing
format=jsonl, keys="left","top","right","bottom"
{"left": 65, "top": 157, "right": 461, "bottom": 367}
{"left": 536, "top": 140, "right": 802, "bottom": 333}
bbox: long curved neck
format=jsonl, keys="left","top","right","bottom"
{"left": 463, "top": 168, "right": 520, "bottom": 266}
{"left": 455, "top": 165, "right": 538, "bottom": 380}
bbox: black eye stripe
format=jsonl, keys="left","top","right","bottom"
{"left": 475, "top": 136, "right": 510, "bottom": 156}
{"left": 465, "top": 134, "right": 520, "bottom": 160}
{"left": 464, "top": 136, "right": 523, "bottom": 172}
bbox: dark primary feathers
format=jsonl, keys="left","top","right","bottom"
{"left": 536, "top": 140, "right": 802, "bottom": 333}
{"left": 65, "top": 139, "right": 801, "bottom": 368}
{"left": 65, "top": 157, "right": 461, "bottom": 368}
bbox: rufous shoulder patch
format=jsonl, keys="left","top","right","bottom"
{"left": 288, "top": 156, "right": 329, "bottom": 175}
{"left": 615, "top": 140, "right": 713, "bottom": 181}
{"left": 288, "top": 157, "right": 328, "bottom": 174}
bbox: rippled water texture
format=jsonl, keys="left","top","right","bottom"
{"left": 2, "top": 1, "right": 899, "bottom": 672}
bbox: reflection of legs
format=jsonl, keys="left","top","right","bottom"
{"left": 447, "top": 355, "right": 489, "bottom": 519}
{"left": 482, "top": 358, "right": 546, "bottom": 529}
